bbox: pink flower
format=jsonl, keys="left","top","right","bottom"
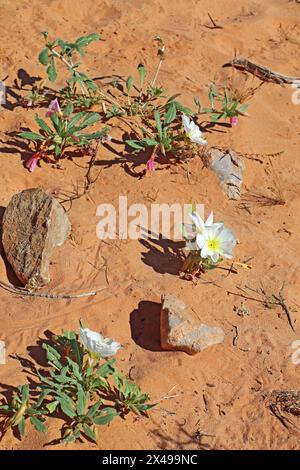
{"left": 147, "top": 158, "right": 155, "bottom": 172}
{"left": 25, "top": 152, "right": 42, "bottom": 172}
{"left": 230, "top": 116, "right": 238, "bottom": 126}
{"left": 46, "top": 98, "right": 62, "bottom": 118}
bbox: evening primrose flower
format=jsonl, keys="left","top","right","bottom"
{"left": 79, "top": 327, "right": 121, "bottom": 357}
{"left": 196, "top": 224, "right": 236, "bottom": 262}
{"left": 183, "top": 211, "right": 222, "bottom": 251}
{"left": 182, "top": 114, "right": 207, "bottom": 145}
{"left": 46, "top": 98, "right": 62, "bottom": 118}
{"left": 230, "top": 116, "right": 238, "bottom": 126}
{"left": 25, "top": 151, "right": 43, "bottom": 172}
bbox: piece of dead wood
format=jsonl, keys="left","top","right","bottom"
{"left": 227, "top": 283, "right": 296, "bottom": 332}
{"left": 204, "top": 148, "right": 244, "bottom": 200}
{"left": 223, "top": 57, "right": 300, "bottom": 85}
{"left": 268, "top": 390, "right": 300, "bottom": 432}
{"left": 0, "top": 280, "right": 107, "bottom": 299}
{"left": 205, "top": 13, "right": 224, "bottom": 30}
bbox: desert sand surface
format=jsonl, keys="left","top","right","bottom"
{"left": 0, "top": 0, "right": 300, "bottom": 450}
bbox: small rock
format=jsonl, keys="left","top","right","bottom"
{"left": 2, "top": 188, "right": 71, "bottom": 287}
{"left": 160, "top": 294, "right": 224, "bottom": 355}
{"left": 207, "top": 148, "right": 244, "bottom": 200}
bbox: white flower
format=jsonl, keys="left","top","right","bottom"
{"left": 79, "top": 327, "right": 121, "bottom": 357}
{"left": 182, "top": 114, "right": 207, "bottom": 145}
{"left": 196, "top": 224, "right": 236, "bottom": 262}
{"left": 184, "top": 211, "right": 222, "bottom": 250}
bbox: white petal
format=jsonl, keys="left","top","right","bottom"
{"left": 205, "top": 211, "right": 214, "bottom": 226}
{"left": 191, "top": 134, "right": 207, "bottom": 145}
{"left": 189, "top": 212, "right": 205, "bottom": 231}
{"left": 200, "top": 244, "right": 211, "bottom": 259}
{"left": 196, "top": 233, "right": 207, "bottom": 248}
{"left": 182, "top": 114, "right": 191, "bottom": 133}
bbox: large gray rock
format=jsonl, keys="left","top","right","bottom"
{"left": 160, "top": 294, "right": 224, "bottom": 355}
{"left": 2, "top": 188, "right": 71, "bottom": 287}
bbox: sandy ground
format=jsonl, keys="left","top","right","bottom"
{"left": 0, "top": 0, "right": 300, "bottom": 450}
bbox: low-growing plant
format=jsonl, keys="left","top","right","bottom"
{"left": 38, "top": 31, "right": 101, "bottom": 109}
{"left": 18, "top": 99, "right": 108, "bottom": 171}
{"left": 196, "top": 84, "right": 248, "bottom": 125}
{"left": 181, "top": 209, "right": 237, "bottom": 280}
{"left": 0, "top": 323, "right": 155, "bottom": 444}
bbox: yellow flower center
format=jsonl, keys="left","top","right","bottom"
{"left": 207, "top": 238, "right": 221, "bottom": 252}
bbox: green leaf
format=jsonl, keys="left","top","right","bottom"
{"left": 46, "top": 401, "right": 59, "bottom": 413}
{"left": 137, "top": 64, "right": 146, "bottom": 85}
{"left": 64, "top": 102, "right": 74, "bottom": 117}
{"left": 20, "top": 384, "right": 29, "bottom": 403}
{"left": 83, "top": 424, "right": 97, "bottom": 443}
{"left": 164, "top": 102, "right": 177, "bottom": 125}
{"left": 94, "top": 407, "right": 118, "bottom": 425}
{"left": 35, "top": 114, "right": 53, "bottom": 135}
{"left": 126, "top": 140, "right": 145, "bottom": 150}
{"left": 76, "top": 386, "right": 86, "bottom": 416}
{"left": 39, "top": 48, "right": 49, "bottom": 66}
{"left": 175, "top": 101, "right": 194, "bottom": 116}
{"left": 18, "top": 416, "right": 26, "bottom": 436}
{"left": 237, "top": 103, "right": 248, "bottom": 113}
{"left": 143, "top": 138, "right": 158, "bottom": 147}
{"left": 18, "top": 131, "right": 45, "bottom": 141}
{"left": 78, "top": 112, "right": 99, "bottom": 129}
{"left": 57, "top": 397, "right": 76, "bottom": 419}
{"left": 47, "top": 59, "right": 57, "bottom": 82}
{"left": 154, "top": 110, "right": 162, "bottom": 140}
{"left": 87, "top": 400, "right": 102, "bottom": 418}
{"left": 75, "top": 33, "right": 100, "bottom": 48}
{"left": 126, "top": 76, "right": 134, "bottom": 93}
{"left": 30, "top": 416, "right": 47, "bottom": 434}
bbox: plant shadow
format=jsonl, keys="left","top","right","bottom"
{"left": 139, "top": 229, "right": 185, "bottom": 275}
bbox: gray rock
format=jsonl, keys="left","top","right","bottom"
{"left": 2, "top": 188, "right": 71, "bottom": 287}
{"left": 160, "top": 294, "right": 224, "bottom": 355}
{"left": 208, "top": 148, "right": 244, "bottom": 200}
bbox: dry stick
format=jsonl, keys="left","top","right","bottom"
{"left": 223, "top": 57, "right": 300, "bottom": 84}
{"left": 0, "top": 280, "right": 107, "bottom": 299}
{"left": 227, "top": 287, "right": 295, "bottom": 332}
{"left": 206, "top": 13, "right": 223, "bottom": 29}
